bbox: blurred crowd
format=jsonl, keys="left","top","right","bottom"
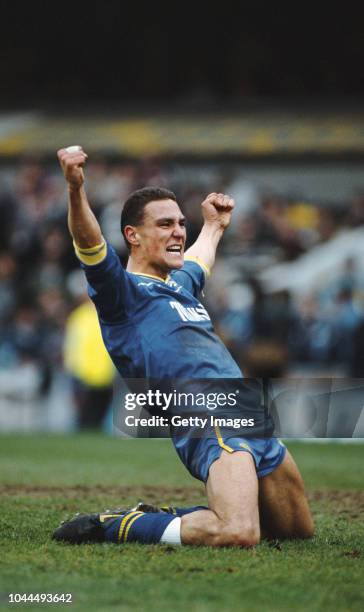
{"left": 1, "top": 156, "right": 364, "bottom": 428}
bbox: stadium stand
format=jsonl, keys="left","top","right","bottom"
{"left": 1, "top": 116, "right": 364, "bottom": 429}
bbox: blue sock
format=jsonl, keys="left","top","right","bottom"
{"left": 104, "top": 511, "right": 177, "bottom": 544}
{"left": 167, "top": 505, "right": 208, "bottom": 517}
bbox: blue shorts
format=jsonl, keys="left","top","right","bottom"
{"left": 172, "top": 430, "right": 286, "bottom": 483}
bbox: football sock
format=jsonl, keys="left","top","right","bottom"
{"left": 103, "top": 511, "right": 180, "bottom": 545}
{"left": 163, "top": 505, "right": 208, "bottom": 517}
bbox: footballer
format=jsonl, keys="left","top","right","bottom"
{"left": 53, "top": 146, "right": 314, "bottom": 547}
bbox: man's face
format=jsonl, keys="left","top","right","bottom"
{"left": 134, "top": 199, "right": 187, "bottom": 274}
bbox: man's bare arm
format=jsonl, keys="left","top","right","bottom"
{"left": 57, "top": 147, "right": 102, "bottom": 248}
{"left": 184, "top": 193, "right": 234, "bottom": 271}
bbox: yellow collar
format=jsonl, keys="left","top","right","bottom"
{"left": 129, "top": 271, "right": 169, "bottom": 283}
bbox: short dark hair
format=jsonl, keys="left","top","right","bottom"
{"left": 120, "top": 186, "right": 177, "bottom": 251}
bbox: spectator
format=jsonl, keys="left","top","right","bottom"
{"left": 63, "top": 271, "right": 115, "bottom": 430}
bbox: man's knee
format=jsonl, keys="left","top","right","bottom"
{"left": 215, "top": 520, "right": 260, "bottom": 547}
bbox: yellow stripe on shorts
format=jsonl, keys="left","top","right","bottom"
{"left": 214, "top": 424, "right": 234, "bottom": 453}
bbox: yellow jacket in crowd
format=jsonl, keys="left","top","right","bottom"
{"left": 64, "top": 301, "right": 115, "bottom": 387}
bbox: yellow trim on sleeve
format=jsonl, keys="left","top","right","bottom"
{"left": 74, "top": 239, "right": 107, "bottom": 265}
{"left": 184, "top": 256, "right": 211, "bottom": 277}
{"left": 214, "top": 425, "right": 234, "bottom": 453}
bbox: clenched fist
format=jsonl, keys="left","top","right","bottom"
{"left": 201, "top": 193, "right": 235, "bottom": 230}
{"left": 57, "top": 146, "right": 88, "bottom": 190}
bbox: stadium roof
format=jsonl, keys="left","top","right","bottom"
{"left": 0, "top": 112, "right": 363, "bottom": 157}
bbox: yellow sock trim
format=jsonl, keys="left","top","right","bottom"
{"left": 117, "top": 511, "right": 143, "bottom": 542}
{"left": 123, "top": 512, "right": 145, "bottom": 542}
{"left": 99, "top": 513, "right": 124, "bottom": 523}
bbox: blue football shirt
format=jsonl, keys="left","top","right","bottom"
{"left": 79, "top": 242, "right": 243, "bottom": 380}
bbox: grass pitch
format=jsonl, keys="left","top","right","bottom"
{"left": 0, "top": 435, "right": 363, "bottom": 611}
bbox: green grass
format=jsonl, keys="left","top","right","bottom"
{"left": 0, "top": 435, "right": 363, "bottom": 611}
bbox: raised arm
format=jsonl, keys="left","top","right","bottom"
{"left": 57, "top": 146, "right": 102, "bottom": 248}
{"left": 184, "top": 192, "right": 234, "bottom": 271}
